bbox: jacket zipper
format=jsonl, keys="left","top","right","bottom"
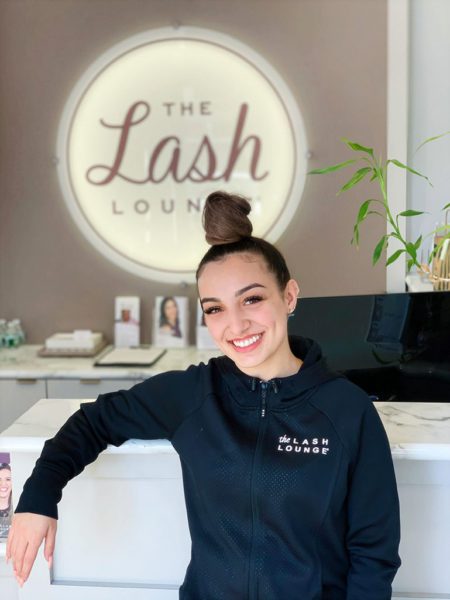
{"left": 248, "top": 381, "right": 268, "bottom": 600}
{"left": 261, "top": 381, "right": 267, "bottom": 418}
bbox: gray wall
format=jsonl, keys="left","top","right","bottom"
{"left": 408, "top": 0, "right": 450, "bottom": 255}
{"left": 0, "top": 0, "right": 387, "bottom": 344}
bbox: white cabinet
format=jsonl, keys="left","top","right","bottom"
{"left": 0, "top": 378, "right": 145, "bottom": 434}
{"left": 46, "top": 378, "right": 140, "bottom": 400}
{"left": 392, "top": 459, "right": 450, "bottom": 599}
{"left": 0, "top": 379, "right": 47, "bottom": 433}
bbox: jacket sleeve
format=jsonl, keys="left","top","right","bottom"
{"left": 15, "top": 366, "right": 203, "bottom": 519}
{"left": 346, "top": 401, "right": 401, "bottom": 599}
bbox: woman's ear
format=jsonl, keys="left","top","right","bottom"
{"left": 284, "top": 279, "right": 300, "bottom": 314}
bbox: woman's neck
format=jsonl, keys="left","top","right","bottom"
{"left": 237, "top": 345, "right": 303, "bottom": 381}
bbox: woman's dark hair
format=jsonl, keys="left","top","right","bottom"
{"left": 196, "top": 191, "right": 291, "bottom": 290}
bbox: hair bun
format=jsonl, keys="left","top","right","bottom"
{"left": 203, "top": 191, "right": 253, "bottom": 245}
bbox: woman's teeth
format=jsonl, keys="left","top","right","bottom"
{"left": 232, "top": 334, "right": 261, "bottom": 348}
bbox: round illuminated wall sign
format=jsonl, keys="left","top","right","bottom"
{"left": 57, "top": 27, "right": 308, "bottom": 282}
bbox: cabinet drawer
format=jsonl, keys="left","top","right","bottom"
{"left": 0, "top": 379, "right": 46, "bottom": 433}
{"left": 46, "top": 378, "right": 137, "bottom": 400}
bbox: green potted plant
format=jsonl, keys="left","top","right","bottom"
{"left": 308, "top": 137, "right": 450, "bottom": 285}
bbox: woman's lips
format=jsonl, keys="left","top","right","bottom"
{"left": 229, "top": 333, "right": 263, "bottom": 352}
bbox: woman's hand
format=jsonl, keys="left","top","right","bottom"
{"left": 6, "top": 512, "right": 57, "bottom": 587}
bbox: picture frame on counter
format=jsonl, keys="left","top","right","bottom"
{"left": 152, "top": 296, "right": 189, "bottom": 348}
{"left": 114, "top": 296, "right": 140, "bottom": 348}
{"left": 196, "top": 300, "right": 218, "bottom": 350}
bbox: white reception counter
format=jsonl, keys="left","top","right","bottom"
{"left": 1, "top": 398, "right": 450, "bottom": 600}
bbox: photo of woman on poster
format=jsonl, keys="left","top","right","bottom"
{"left": 0, "top": 462, "right": 13, "bottom": 539}
{"left": 159, "top": 296, "right": 182, "bottom": 338}
{"left": 152, "top": 296, "right": 188, "bottom": 349}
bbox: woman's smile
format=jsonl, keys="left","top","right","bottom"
{"left": 229, "top": 332, "right": 264, "bottom": 351}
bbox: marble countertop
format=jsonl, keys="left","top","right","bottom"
{"left": 1, "top": 398, "right": 449, "bottom": 461}
{"left": 0, "top": 344, "right": 220, "bottom": 379}
{"left": 375, "top": 402, "right": 450, "bottom": 460}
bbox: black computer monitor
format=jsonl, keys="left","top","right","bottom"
{"left": 288, "top": 290, "right": 450, "bottom": 401}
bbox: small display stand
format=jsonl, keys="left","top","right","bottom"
{"left": 114, "top": 297, "right": 140, "bottom": 348}
{"left": 195, "top": 300, "right": 217, "bottom": 350}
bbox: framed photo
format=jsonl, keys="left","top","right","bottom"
{"left": 196, "top": 300, "right": 218, "bottom": 350}
{"left": 0, "top": 453, "right": 12, "bottom": 540}
{"left": 114, "top": 296, "right": 140, "bottom": 347}
{"left": 153, "top": 296, "right": 189, "bottom": 348}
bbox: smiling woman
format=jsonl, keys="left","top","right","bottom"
{"left": 196, "top": 192, "right": 301, "bottom": 380}
{"left": 7, "top": 191, "right": 401, "bottom": 600}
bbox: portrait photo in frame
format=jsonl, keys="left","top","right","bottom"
{"left": 196, "top": 300, "right": 218, "bottom": 350}
{"left": 152, "top": 296, "right": 189, "bottom": 348}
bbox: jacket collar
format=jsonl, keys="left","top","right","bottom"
{"left": 214, "top": 336, "right": 341, "bottom": 410}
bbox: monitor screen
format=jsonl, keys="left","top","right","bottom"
{"left": 288, "top": 290, "right": 450, "bottom": 401}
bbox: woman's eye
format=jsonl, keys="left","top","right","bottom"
{"left": 244, "top": 295, "right": 263, "bottom": 305}
{"left": 203, "top": 306, "right": 221, "bottom": 315}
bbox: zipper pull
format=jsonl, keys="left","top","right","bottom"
{"left": 261, "top": 381, "right": 267, "bottom": 418}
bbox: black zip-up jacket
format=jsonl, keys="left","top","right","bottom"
{"left": 16, "top": 336, "right": 401, "bottom": 599}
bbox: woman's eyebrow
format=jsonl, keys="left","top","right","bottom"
{"left": 200, "top": 283, "right": 266, "bottom": 305}
{"left": 235, "top": 283, "right": 266, "bottom": 297}
{"left": 200, "top": 296, "right": 220, "bottom": 305}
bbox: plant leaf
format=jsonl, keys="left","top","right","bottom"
{"left": 308, "top": 159, "right": 356, "bottom": 175}
{"left": 388, "top": 159, "right": 432, "bottom": 185}
{"left": 398, "top": 209, "right": 426, "bottom": 217}
{"left": 415, "top": 130, "right": 450, "bottom": 153}
{"left": 426, "top": 224, "right": 450, "bottom": 240}
{"left": 414, "top": 234, "right": 423, "bottom": 250}
{"left": 341, "top": 138, "right": 374, "bottom": 156}
{"left": 430, "top": 233, "right": 450, "bottom": 259}
{"left": 372, "top": 235, "right": 387, "bottom": 265}
{"left": 338, "top": 167, "right": 372, "bottom": 194}
{"left": 356, "top": 199, "right": 371, "bottom": 224}
{"left": 443, "top": 202, "right": 450, "bottom": 211}
{"left": 351, "top": 224, "right": 360, "bottom": 246}
{"left": 406, "top": 242, "right": 417, "bottom": 261}
{"left": 386, "top": 249, "right": 405, "bottom": 267}
{"left": 407, "top": 258, "right": 415, "bottom": 271}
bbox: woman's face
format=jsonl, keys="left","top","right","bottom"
{"left": 198, "top": 253, "right": 299, "bottom": 380}
{"left": 164, "top": 299, "right": 178, "bottom": 323}
{"left": 0, "top": 468, "right": 12, "bottom": 500}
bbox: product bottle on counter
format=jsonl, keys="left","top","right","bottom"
{"left": 0, "top": 319, "right": 7, "bottom": 347}
{"left": 14, "top": 319, "right": 25, "bottom": 345}
{"left": 5, "top": 320, "right": 24, "bottom": 347}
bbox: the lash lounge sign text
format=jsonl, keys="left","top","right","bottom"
{"left": 57, "top": 27, "right": 307, "bottom": 281}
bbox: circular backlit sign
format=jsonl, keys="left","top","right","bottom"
{"left": 57, "top": 27, "right": 308, "bottom": 282}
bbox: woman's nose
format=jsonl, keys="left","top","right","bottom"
{"left": 227, "top": 308, "right": 250, "bottom": 336}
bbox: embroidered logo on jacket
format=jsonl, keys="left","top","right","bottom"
{"left": 277, "top": 434, "right": 330, "bottom": 455}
